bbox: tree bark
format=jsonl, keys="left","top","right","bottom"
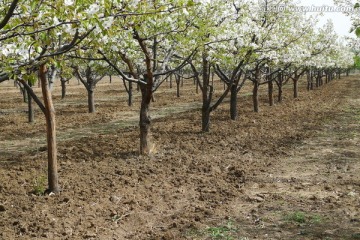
{"left": 202, "top": 100, "right": 211, "bottom": 132}
{"left": 230, "top": 84, "right": 238, "bottom": 120}
{"left": 277, "top": 84, "right": 283, "bottom": 102}
{"left": 169, "top": 74, "right": 173, "bottom": 88}
{"left": 128, "top": 82, "right": 133, "bottom": 106}
{"left": 277, "top": 73, "right": 283, "bottom": 102}
{"left": 39, "top": 64, "right": 60, "bottom": 193}
{"left": 293, "top": 78, "right": 298, "bottom": 98}
{"left": 19, "top": 83, "right": 27, "bottom": 103}
{"left": 307, "top": 70, "right": 311, "bottom": 91}
{"left": 176, "top": 75, "right": 180, "bottom": 98}
{"left": 196, "top": 79, "right": 199, "bottom": 94}
{"left": 27, "top": 82, "right": 34, "bottom": 123}
{"left": 268, "top": 81, "right": 274, "bottom": 106}
{"left": 315, "top": 72, "right": 320, "bottom": 88}
{"left": 61, "top": 79, "right": 66, "bottom": 99}
{"left": 176, "top": 81, "right": 180, "bottom": 97}
{"left": 253, "top": 82, "right": 259, "bottom": 113}
{"left": 139, "top": 74, "right": 153, "bottom": 155}
{"left": 87, "top": 88, "right": 95, "bottom": 113}
{"left": 201, "top": 54, "right": 211, "bottom": 132}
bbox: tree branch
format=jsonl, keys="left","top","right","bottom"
{"left": 18, "top": 79, "right": 46, "bottom": 114}
{"left": 0, "top": 0, "right": 19, "bottom": 30}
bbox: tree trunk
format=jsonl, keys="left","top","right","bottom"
{"left": 87, "top": 88, "right": 95, "bottom": 113}
{"left": 277, "top": 73, "right": 284, "bottom": 102}
{"left": 19, "top": 83, "right": 27, "bottom": 103}
{"left": 211, "top": 72, "right": 214, "bottom": 86}
{"left": 278, "top": 84, "right": 283, "bottom": 102}
{"left": 139, "top": 99, "right": 151, "bottom": 154}
{"left": 307, "top": 70, "right": 311, "bottom": 91}
{"left": 253, "top": 82, "right": 259, "bottom": 113}
{"left": 325, "top": 72, "right": 328, "bottom": 84}
{"left": 27, "top": 83, "right": 34, "bottom": 123}
{"left": 196, "top": 80, "right": 199, "bottom": 94}
{"left": 22, "top": 86, "right": 28, "bottom": 103}
{"left": 293, "top": 78, "right": 298, "bottom": 98}
{"left": 315, "top": 72, "right": 320, "bottom": 88}
{"left": 230, "top": 84, "right": 238, "bottom": 120}
{"left": 61, "top": 79, "right": 66, "bottom": 99}
{"left": 139, "top": 75, "right": 153, "bottom": 155}
{"left": 201, "top": 54, "right": 211, "bottom": 132}
{"left": 268, "top": 81, "right": 274, "bottom": 106}
{"left": 169, "top": 74, "right": 173, "bottom": 88}
{"left": 128, "top": 82, "right": 133, "bottom": 106}
{"left": 39, "top": 64, "right": 60, "bottom": 194}
{"left": 277, "top": 73, "right": 283, "bottom": 103}
{"left": 176, "top": 76, "right": 180, "bottom": 98}
{"left": 202, "top": 101, "right": 211, "bottom": 132}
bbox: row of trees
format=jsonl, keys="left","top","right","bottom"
{"left": 0, "top": 0, "right": 356, "bottom": 193}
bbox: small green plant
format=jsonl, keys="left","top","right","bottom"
{"left": 206, "top": 221, "right": 238, "bottom": 240}
{"left": 310, "top": 214, "right": 322, "bottom": 224}
{"left": 351, "top": 233, "right": 360, "bottom": 239}
{"left": 184, "top": 227, "right": 204, "bottom": 238}
{"left": 285, "top": 211, "right": 306, "bottom": 223}
{"left": 32, "top": 175, "right": 46, "bottom": 196}
{"left": 284, "top": 211, "right": 322, "bottom": 225}
{"left": 184, "top": 221, "right": 249, "bottom": 240}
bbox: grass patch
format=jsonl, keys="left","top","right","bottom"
{"left": 206, "top": 221, "right": 237, "bottom": 239}
{"left": 184, "top": 221, "right": 249, "bottom": 240}
{"left": 351, "top": 233, "right": 360, "bottom": 239}
{"left": 284, "top": 211, "right": 322, "bottom": 225}
{"left": 31, "top": 175, "right": 46, "bottom": 196}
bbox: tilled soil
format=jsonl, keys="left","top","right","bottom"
{"left": 0, "top": 76, "right": 359, "bottom": 239}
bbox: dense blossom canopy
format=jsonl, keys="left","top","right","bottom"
{"left": 0, "top": 0, "right": 355, "bottom": 80}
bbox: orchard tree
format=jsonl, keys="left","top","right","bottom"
{"left": 59, "top": 66, "right": 73, "bottom": 99}
{"left": 76, "top": 0, "right": 197, "bottom": 154}
{"left": 0, "top": 0, "right": 111, "bottom": 193}
{"left": 72, "top": 60, "right": 108, "bottom": 113}
{"left": 239, "top": 0, "right": 314, "bottom": 112}
{"left": 183, "top": 0, "right": 242, "bottom": 131}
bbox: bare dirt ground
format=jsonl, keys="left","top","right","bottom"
{"left": 0, "top": 75, "right": 359, "bottom": 240}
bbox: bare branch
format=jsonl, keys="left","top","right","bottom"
{"left": 17, "top": 79, "right": 46, "bottom": 114}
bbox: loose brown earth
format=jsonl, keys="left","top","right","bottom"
{"left": 0, "top": 75, "right": 359, "bottom": 240}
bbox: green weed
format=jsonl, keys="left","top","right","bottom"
{"left": 32, "top": 175, "right": 46, "bottom": 196}
{"left": 284, "top": 211, "right": 322, "bottom": 224}
{"left": 184, "top": 221, "right": 249, "bottom": 240}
